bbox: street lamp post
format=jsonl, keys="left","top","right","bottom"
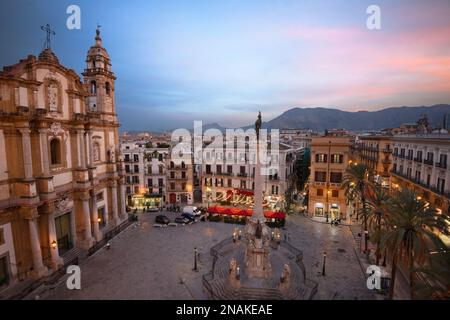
{"left": 326, "top": 190, "right": 331, "bottom": 223}
{"left": 193, "top": 247, "right": 198, "bottom": 272}
{"left": 322, "top": 251, "right": 327, "bottom": 276}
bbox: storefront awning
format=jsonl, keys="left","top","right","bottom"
{"left": 207, "top": 206, "right": 285, "bottom": 220}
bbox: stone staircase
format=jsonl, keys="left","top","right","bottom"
{"left": 238, "top": 287, "right": 283, "bottom": 300}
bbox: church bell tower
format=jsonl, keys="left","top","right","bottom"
{"left": 83, "top": 26, "right": 117, "bottom": 120}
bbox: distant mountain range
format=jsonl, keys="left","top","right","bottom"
{"left": 203, "top": 104, "right": 450, "bottom": 132}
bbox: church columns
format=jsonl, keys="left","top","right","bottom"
{"left": 23, "top": 209, "right": 47, "bottom": 279}
{"left": 87, "top": 130, "right": 94, "bottom": 167}
{"left": 77, "top": 129, "right": 86, "bottom": 169}
{"left": 119, "top": 181, "right": 126, "bottom": 219}
{"left": 70, "top": 207, "right": 77, "bottom": 247}
{"left": 19, "top": 128, "right": 33, "bottom": 180}
{"left": 48, "top": 209, "right": 64, "bottom": 270}
{"left": 91, "top": 190, "right": 102, "bottom": 241}
{"left": 83, "top": 197, "right": 93, "bottom": 244}
{"left": 110, "top": 181, "right": 120, "bottom": 226}
{"left": 77, "top": 194, "right": 94, "bottom": 250}
{"left": 39, "top": 129, "right": 50, "bottom": 176}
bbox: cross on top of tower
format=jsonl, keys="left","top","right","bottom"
{"left": 95, "top": 23, "right": 102, "bottom": 45}
{"left": 40, "top": 24, "right": 56, "bottom": 50}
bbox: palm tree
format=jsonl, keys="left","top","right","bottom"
{"left": 343, "top": 179, "right": 358, "bottom": 218}
{"left": 413, "top": 250, "right": 450, "bottom": 299}
{"left": 380, "top": 188, "right": 449, "bottom": 299}
{"left": 365, "top": 184, "right": 390, "bottom": 265}
{"left": 343, "top": 163, "right": 370, "bottom": 232}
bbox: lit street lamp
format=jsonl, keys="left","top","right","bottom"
{"left": 322, "top": 251, "right": 327, "bottom": 276}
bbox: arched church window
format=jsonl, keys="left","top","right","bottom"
{"left": 50, "top": 138, "right": 62, "bottom": 165}
{"left": 90, "top": 81, "right": 97, "bottom": 95}
{"left": 105, "top": 82, "right": 111, "bottom": 95}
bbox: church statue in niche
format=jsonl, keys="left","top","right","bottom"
{"left": 107, "top": 146, "right": 116, "bottom": 163}
{"left": 48, "top": 83, "right": 58, "bottom": 111}
{"left": 93, "top": 142, "right": 101, "bottom": 162}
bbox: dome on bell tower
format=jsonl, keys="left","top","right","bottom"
{"left": 83, "top": 26, "right": 115, "bottom": 78}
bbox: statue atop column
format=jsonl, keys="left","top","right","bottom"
{"left": 255, "top": 111, "right": 262, "bottom": 140}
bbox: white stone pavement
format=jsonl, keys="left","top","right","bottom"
{"left": 35, "top": 212, "right": 376, "bottom": 300}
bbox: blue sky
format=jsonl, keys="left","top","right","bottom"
{"left": 1, "top": 0, "right": 449, "bottom": 131}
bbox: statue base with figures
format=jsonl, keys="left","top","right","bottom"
{"left": 244, "top": 217, "right": 272, "bottom": 279}
{"left": 203, "top": 223, "right": 318, "bottom": 300}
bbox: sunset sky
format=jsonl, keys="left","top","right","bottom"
{"left": 1, "top": 0, "right": 449, "bottom": 131}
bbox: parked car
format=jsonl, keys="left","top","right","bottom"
{"left": 181, "top": 213, "right": 196, "bottom": 222}
{"left": 155, "top": 215, "right": 170, "bottom": 225}
{"left": 147, "top": 206, "right": 159, "bottom": 212}
{"left": 175, "top": 216, "right": 189, "bottom": 224}
{"left": 182, "top": 206, "right": 201, "bottom": 216}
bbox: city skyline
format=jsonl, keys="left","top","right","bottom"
{"left": 1, "top": 0, "right": 449, "bottom": 131}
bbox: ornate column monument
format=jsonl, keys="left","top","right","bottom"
{"left": 244, "top": 111, "right": 272, "bottom": 278}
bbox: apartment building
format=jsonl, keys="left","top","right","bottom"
{"left": 307, "top": 136, "right": 351, "bottom": 219}
{"left": 122, "top": 142, "right": 170, "bottom": 209}
{"left": 390, "top": 134, "right": 450, "bottom": 215}
{"left": 199, "top": 141, "right": 296, "bottom": 211}
{"left": 354, "top": 135, "right": 393, "bottom": 188}
{"left": 280, "top": 129, "right": 314, "bottom": 149}
{"left": 166, "top": 158, "right": 194, "bottom": 205}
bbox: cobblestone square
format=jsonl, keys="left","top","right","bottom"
{"left": 40, "top": 212, "right": 375, "bottom": 300}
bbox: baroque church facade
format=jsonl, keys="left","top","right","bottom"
{"left": 0, "top": 28, "right": 127, "bottom": 289}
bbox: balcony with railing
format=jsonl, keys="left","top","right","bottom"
{"left": 329, "top": 182, "right": 342, "bottom": 188}
{"left": 168, "top": 187, "right": 187, "bottom": 192}
{"left": 423, "top": 159, "right": 434, "bottom": 166}
{"left": 362, "top": 154, "right": 378, "bottom": 162}
{"left": 391, "top": 170, "right": 450, "bottom": 199}
{"left": 435, "top": 162, "right": 447, "bottom": 169}
{"left": 413, "top": 157, "right": 423, "bottom": 163}
{"left": 125, "top": 169, "right": 140, "bottom": 174}
{"left": 359, "top": 145, "right": 379, "bottom": 152}
{"left": 168, "top": 175, "right": 188, "bottom": 181}
{"left": 146, "top": 170, "right": 166, "bottom": 175}
{"left": 147, "top": 184, "right": 165, "bottom": 189}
